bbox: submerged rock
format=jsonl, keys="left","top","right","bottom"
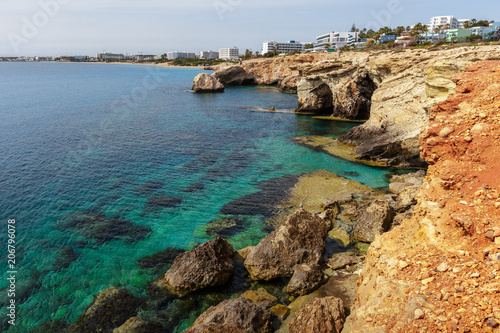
{"left": 220, "top": 175, "right": 299, "bottom": 218}
{"left": 112, "top": 317, "right": 163, "bottom": 333}
{"left": 137, "top": 247, "right": 185, "bottom": 271}
{"left": 192, "top": 73, "right": 225, "bottom": 93}
{"left": 185, "top": 298, "right": 273, "bottom": 333}
{"left": 244, "top": 209, "right": 327, "bottom": 280}
{"left": 288, "top": 296, "right": 345, "bottom": 333}
{"left": 146, "top": 194, "right": 183, "bottom": 209}
{"left": 352, "top": 200, "right": 394, "bottom": 243}
{"left": 63, "top": 212, "right": 151, "bottom": 245}
{"left": 133, "top": 180, "right": 165, "bottom": 195}
{"left": 182, "top": 182, "right": 205, "bottom": 193}
{"left": 33, "top": 320, "right": 69, "bottom": 333}
{"left": 53, "top": 246, "right": 80, "bottom": 270}
{"left": 204, "top": 216, "right": 247, "bottom": 238}
{"left": 68, "top": 287, "right": 143, "bottom": 333}
{"left": 164, "top": 236, "right": 235, "bottom": 292}
{"left": 286, "top": 263, "right": 324, "bottom": 296}
{"left": 143, "top": 194, "right": 183, "bottom": 215}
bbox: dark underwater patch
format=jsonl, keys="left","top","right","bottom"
{"left": 181, "top": 182, "right": 205, "bottom": 193}
{"left": 133, "top": 180, "right": 165, "bottom": 195}
{"left": 53, "top": 246, "right": 80, "bottom": 270}
{"left": 343, "top": 171, "right": 360, "bottom": 177}
{"left": 219, "top": 174, "right": 299, "bottom": 218}
{"left": 63, "top": 211, "right": 152, "bottom": 245}
{"left": 142, "top": 194, "right": 183, "bottom": 215}
{"left": 137, "top": 248, "right": 185, "bottom": 272}
{"left": 204, "top": 216, "right": 248, "bottom": 238}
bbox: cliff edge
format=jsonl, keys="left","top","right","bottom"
{"left": 345, "top": 60, "right": 500, "bottom": 332}
{"left": 207, "top": 46, "right": 500, "bottom": 167}
{"left": 298, "top": 46, "right": 500, "bottom": 166}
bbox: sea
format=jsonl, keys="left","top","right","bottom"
{"left": 0, "top": 62, "right": 394, "bottom": 332}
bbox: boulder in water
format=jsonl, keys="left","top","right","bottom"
{"left": 192, "top": 73, "right": 225, "bottom": 92}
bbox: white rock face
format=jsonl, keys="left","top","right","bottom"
{"left": 192, "top": 73, "right": 224, "bottom": 92}
{"left": 294, "top": 47, "right": 500, "bottom": 166}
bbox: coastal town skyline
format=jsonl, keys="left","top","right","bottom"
{"left": 1, "top": 0, "right": 499, "bottom": 57}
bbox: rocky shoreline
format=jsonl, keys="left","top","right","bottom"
{"left": 58, "top": 167, "right": 425, "bottom": 333}
{"left": 60, "top": 48, "right": 500, "bottom": 332}
{"left": 195, "top": 46, "right": 500, "bottom": 168}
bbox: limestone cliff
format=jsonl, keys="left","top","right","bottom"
{"left": 297, "top": 46, "right": 500, "bottom": 166}
{"left": 210, "top": 54, "right": 328, "bottom": 92}
{"left": 207, "top": 46, "right": 500, "bottom": 167}
{"left": 345, "top": 61, "right": 500, "bottom": 332}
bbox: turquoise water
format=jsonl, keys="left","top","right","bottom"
{"left": 0, "top": 63, "right": 392, "bottom": 331}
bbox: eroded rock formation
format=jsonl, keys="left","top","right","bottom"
{"left": 192, "top": 73, "right": 224, "bottom": 92}
{"left": 297, "top": 46, "right": 500, "bottom": 166}
{"left": 296, "top": 63, "right": 377, "bottom": 119}
{"left": 345, "top": 60, "right": 500, "bottom": 332}
{"left": 204, "top": 47, "right": 500, "bottom": 167}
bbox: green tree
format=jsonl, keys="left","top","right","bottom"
{"left": 350, "top": 23, "right": 358, "bottom": 32}
{"left": 244, "top": 49, "right": 252, "bottom": 60}
{"left": 412, "top": 22, "right": 427, "bottom": 36}
{"left": 476, "top": 20, "right": 491, "bottom": 27}
{"left": 360, "top": 28, "right": 375, "bottom": 39}
{"left": 304, "top": 43, "right": 314, "bottom": 49}
{"left": 380, "top": 26, "right": 394, "bottom": 35}
{"left": 395, "top": 26, "right": 405, "bottom": 36}
{"left": 324, "top": 43, "right": 331, "bottom": 52}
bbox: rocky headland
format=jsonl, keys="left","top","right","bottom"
{"left": 206, "top": 46, "right": 500, "bottom": 168}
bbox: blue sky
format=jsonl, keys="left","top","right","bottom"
{"left": 0, "top": 0, "right": 498, "bottom": 56}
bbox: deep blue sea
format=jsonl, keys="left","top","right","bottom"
{"left": 0, "top": 62, "right": 393, "bottom": 332}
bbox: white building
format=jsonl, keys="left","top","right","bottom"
{"left": 470, "top": 26, "right": 498, "bottom": 38}
{"left": 219, "top": 47, "right": 239, "bottom": 60}
{"left": 314, "top": 31, "right": 359, "bottom": 51}
{"left": 97, "top": 53, "right": 125, "bottom": 61}
{"left": 428, "top": 16, "right": 469, "bottom": 32}
{"left": 458, "top": 19, "right": 469, "bottom": 29}
{"left": 167, "top": 52, "right": 196, "bottom": 60}
{"left": 136, "top": 54, "right": 156, "bottom": 61}
{"left": 262, "top": 41, "right": 305, "bottom": 54}
{"left": 199, "top": 51, "right": 219, "bottom": 59}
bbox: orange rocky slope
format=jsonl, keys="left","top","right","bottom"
{"left": 345, "top": 61, "right": 500, "bottom": 332}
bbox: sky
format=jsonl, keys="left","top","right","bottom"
{"left": 0, "top": 0, "right": 498, "bottom": 57}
